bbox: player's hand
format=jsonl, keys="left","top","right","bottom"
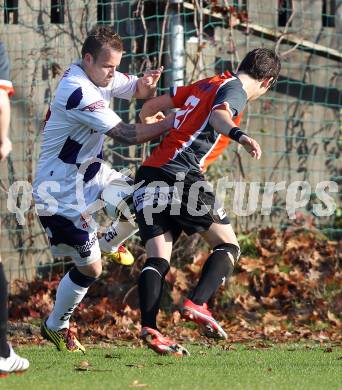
{"left": 142, "top": 111, "right": 165, "bottom": 124}
{"left": 164, "top": 112, "right": 176, "bottom": 129}
{"left": 239, "top": 135, "right": 262, "bottom": 159}
{"left": 141, "top": 66, "right": 164, "bottom": 88}
{"left": 0, "top": 136, "right": 12, "bottom": 161}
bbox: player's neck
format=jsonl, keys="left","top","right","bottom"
{"left": 79, "top": 61, "right": 98, "bottom": 87}
{"left": 236, "top": 72, "right": 259, "bottom": 100}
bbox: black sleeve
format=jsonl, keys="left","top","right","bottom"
{"left": 0, "top": 42, "right": 10, "bottom": 81}
{"left": 212, "top": 78, "right": 247, "bottom": 117}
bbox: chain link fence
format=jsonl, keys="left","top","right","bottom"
{"left": 0, "top": 0, "right": 341, "bottom": 281}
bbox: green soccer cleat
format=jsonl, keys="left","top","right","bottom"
{"left": 41, "top": 320, "right": 85, "bottom": 353}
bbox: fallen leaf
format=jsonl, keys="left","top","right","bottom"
{"left": 129, "top": 380, "right": 149, "bottom": 388}
{"left": 221, "top": 344, "right": 237, "bottom": 351}
{"left": 126, "top": 364, "right": 145, "bottom": 368}
{"left": 75, "top": 360, "right": 91, "bottom": 370}
{"left": 104, "top": 354, "right": 121, "bottom": 359}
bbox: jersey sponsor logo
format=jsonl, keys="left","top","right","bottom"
{"left": 60, "top": 305, "right": 77, "bottom": 321}
{"left": 73, "top": 233, "right": 97, "bottom": 254}
{"left": 104, "top": 228, "right": 118, "bottom": 242}
{"left": 133, "top": 185, "right": 174, "bottom": 212}
{"left": 216, "top": 207, "right": 227, "bottom": 220}
{"left": 81, "top": 100, "right": 105, "bottom": 112}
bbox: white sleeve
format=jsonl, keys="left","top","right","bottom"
{"left": 110, "top": 71, "right": 138, "bottom": 100}
{"left": 65, "top": 85, "right": 122, "bottom": 134}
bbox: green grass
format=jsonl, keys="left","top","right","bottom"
{"left": 2, "top": 343, "right": 342, "bottom": 390}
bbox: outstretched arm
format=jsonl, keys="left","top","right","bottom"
{"left": 0, "top": 90, "right": 11, "bottom": 161}
{"left": 139, "top": 94, "right": 175, "bottom": 124}
{"left": 209, "top": 109, "right": 262, "bottom": 160}
{"left": 105, "top": 112, "right": 175, "bottom": 146}
{"left": 134, "top": 67, "right": 164, "bottom": 99}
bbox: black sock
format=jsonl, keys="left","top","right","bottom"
{"left": 0, "top": 263, "right": 10, "bottom": 358}
{"left": 190, "top": 243, "right": 239, "bottom": 305}
{"left": 69, "top": 267, "right": 97, "bottom": 288}
{"left": 138, "top": 257, "right": 170, "bottom": 329}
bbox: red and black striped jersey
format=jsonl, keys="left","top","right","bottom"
{"left": 142, "top": 71, "right": 247, "bottom": 173}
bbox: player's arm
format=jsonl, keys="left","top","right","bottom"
{"left": 0, "top": 42, "right": 13, "bottom": 162}
{"left": 105, "top": 111, "right": 175, "bottom": 146}
{"left": 209, "top": 109, "right": 262, "bottom": 160}
{"left": 134, "top": 67, "right": 164, "bottom": 99}
{"left": 139, "top": 94, "right": 175, "bottom": 124}
{"left": 0, "top": 89, "right": 11, "bottom": 161}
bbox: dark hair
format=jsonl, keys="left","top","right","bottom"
{"left": 238, "top": 48, "right": 281, "bottom": 84}
{"left": 81, "top": 25, "right": 123, "bottom": 60}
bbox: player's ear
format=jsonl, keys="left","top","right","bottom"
{"left": 83, "top": 53, "right": 93, "bottom": 65}
{"left": 262, "top": 77, "right": 274, "bottom": 89}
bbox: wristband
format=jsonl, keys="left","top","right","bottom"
{"left": 228, "top": 127, "right": 247, "bottom": 143}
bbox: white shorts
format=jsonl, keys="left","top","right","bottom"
{"left": 37, "top": 167, "right": 134, "bottom": 267}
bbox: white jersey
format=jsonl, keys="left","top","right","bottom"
{"left": 33, "top": 63, "right": 138, "bottom": 218}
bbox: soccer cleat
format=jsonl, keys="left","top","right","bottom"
{"left": 180, "top": 299, "right": 228, "bottom": 340}
{"left": 41, "top": 320, "right": 85, "bottom": 353}
{"left": 141, "top": 327, "right": 190, "bottom": 357}
{"left": 0, "top": 345, "right": 29, "bottom": 377}
{"left": 104, "top": 245, "right": 135, "bottom": 266}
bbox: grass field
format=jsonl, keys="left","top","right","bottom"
{"left": 2, "top": 342, "right": 341, "bottom": 390}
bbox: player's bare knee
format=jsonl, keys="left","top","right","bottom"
{"left": 77, "top": 259, "right": 102, "bottom": 279}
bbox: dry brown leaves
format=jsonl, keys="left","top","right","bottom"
{"left": 8, "top": 228, "right": 342, "bottom": 344}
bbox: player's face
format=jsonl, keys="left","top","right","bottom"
{"left": 87, "top": 46, "right": 123, "bottom": 87}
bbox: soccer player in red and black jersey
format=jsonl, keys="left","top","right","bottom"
{"left": 133, "top": 48, "right": 281, "bottom": 356}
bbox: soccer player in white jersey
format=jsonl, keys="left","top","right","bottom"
{"left": 33, "top": 26, "right": 173, "bottom": 352}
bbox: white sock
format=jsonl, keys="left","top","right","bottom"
{"left": 99, "top": 220, "right": 138, "bottom": 253}
{"left": 46, "top": 273, "right": 88, "bottom": 331}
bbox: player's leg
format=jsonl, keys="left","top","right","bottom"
{"left": 39, "top": 215, "right": 102, "bottom": 352}
{"left": 134, "top": 166, "right": 189, "bottom": 356}
{"left": 181, "top": 223, "right": 240, "bottom": 339}
{"left": 0, "top": 258, "right": 10, "bottom": 360}
{"left": 191, "top": 223, "right": 239, "bottom": 304}
{"left": 0, "top": 257, "right": 29, "bottom": 375}
{"left": 98, "top": 220, "right": 138, "bottom": 265}
{"left": 138, "top": 233, "right": 189, "bottom": 356}
{"left": 139, "top": 233, "right": 173, "bottom": 330}
{"left": 98, "top": 169, "right": 138, "bottom": 265}
{"left": 174, "top": 172, "right": 239, "bottom": 339}
{"left": 42, "top": 259, "right": 101, "bottom": 353}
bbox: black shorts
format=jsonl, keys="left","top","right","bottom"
{"left": 133, "top": 166, "right": 230, "bottom": 245}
